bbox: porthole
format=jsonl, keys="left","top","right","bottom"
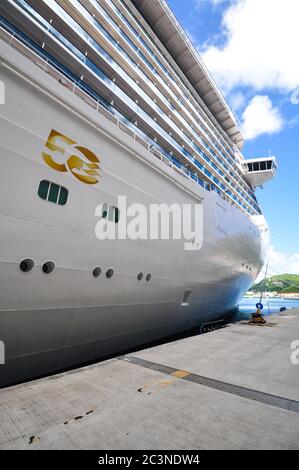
{"left": 106, "top": 268, "right": 114, "bottom": 279}
{"left": 137, "top": 272, "right": 143, "bottom": 281}
{"left": 146, "top": 273, "right": 152, "bottom": 282}
{"left": 42, "top": 261, "right": 55, "bottom": 274}
{"left": 93, "top": 267, "right": 102, "bottom": 278}
{"left": 19, "top": 258, "right": 34, "bottom": 273}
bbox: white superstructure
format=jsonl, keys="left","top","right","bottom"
{"left": 0, "top": 0, "right": 274, "bottom": 387}
{"left": 242, "top": 157, "right": 277, "bottom": 188}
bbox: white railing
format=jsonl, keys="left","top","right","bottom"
{"left": 0, "top": 23, "right": 258, "bottom": 216}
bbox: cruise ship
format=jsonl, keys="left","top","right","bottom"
{"left": 0, "top": 0, "right": 276, "bottom": 387}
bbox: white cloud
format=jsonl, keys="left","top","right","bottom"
{"left": 241, "top": 95, "right": 283, "bottom": 140}
{"left": 256, "top": 247, "right": 299, "bottom": 282}
{"left": 197, "top": 0, "right": 227, "bottom": 5}
{"left": 201, "top": 0, "right": 299, "bottom": 92}
{"left": 269, "top": 250, "right": 299, "bottom": 276}
{"left": 229, "top": 91, "right": 246, "bottom": 111}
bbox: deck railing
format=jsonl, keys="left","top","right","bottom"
{"left": 0, "top": 19, "right": 259, "bottom": 217}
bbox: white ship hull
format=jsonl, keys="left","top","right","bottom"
{"left": 0, "top": 41, "right": 268, "bottom": 387}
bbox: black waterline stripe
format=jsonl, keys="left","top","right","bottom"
{"left": 121, "top": 355, "right": 299, "bottom": 414}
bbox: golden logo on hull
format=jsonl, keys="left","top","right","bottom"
{"left": 42, "top": 129, "right": 101, "bottom": 185}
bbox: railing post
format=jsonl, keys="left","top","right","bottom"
{"left": 9, "top": 32, "right": 15, "bottom": 46}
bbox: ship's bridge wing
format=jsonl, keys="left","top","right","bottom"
{"left": 242, "top": 157, "right": 277, "bottom": 188}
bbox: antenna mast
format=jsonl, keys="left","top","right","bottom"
{"left": 260, "top": 259, "right": 269, "bottom": 304}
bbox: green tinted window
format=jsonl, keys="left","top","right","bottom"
{"left": 38, "top": 180, "right": 68, "bottom": 206}
{"left": 48, "top": 183, "right": 59, "bottom": 203}
{"left": 58, "top": 187, "right": 68, "bottom": 205}
{"left": 38, "top": 180, "right": 50, "bottom": 200}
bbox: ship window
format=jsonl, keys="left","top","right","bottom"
{"left": 106, "top": 268, "right": 114, "bottom": 279}
{"left": 260, "top": 161, "right": 266, "bottom": 171}
{"left": 38, "top": 180, "right": 50, "bottom": 199}
{"left": 267, "top": 161, "right": 272, "bottom": 170}
{"left": 248, "top": 163, "right": 253, "bottom": 172}
{"left": 20, "top": 258, "right": 34, "bottom": 273}
{"left": 253, "top": 162, "right": 260, "bottom": 171}
{"left": 102, "top": 203, "right": 108, "bottom": 219}
{"left": 59, "top": 187, "right": 68, "bottom": 205}
{"left": 42, "top": 261, "right": 55, "bottom": 274}
{"left": 38, "top": 180, "right": 68, "bottom": 206}
{"left": 101, "top": 204, "right": 119, "bottom": 223}
{"left": 93, "top": 267, "right": 102, "bottom": 278}
{"left": 48, "top": 183, "right": 59, "bottom": 203}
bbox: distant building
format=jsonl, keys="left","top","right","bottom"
{"left": 280, "top": 293, "right": 299, "bottom": 299}
{"left": 273, "top": 281, "right": 283, "bottom": 288}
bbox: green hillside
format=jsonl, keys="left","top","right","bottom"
{"left": 250, "top": 274, "right": 299, "bottom": 293}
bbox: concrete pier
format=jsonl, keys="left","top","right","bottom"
{"left": 0, "top": 309, "right": 299, "bottom": 450}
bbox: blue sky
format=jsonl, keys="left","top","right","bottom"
{"left": 167, "top": 0, "right": 299, "bottom": 276}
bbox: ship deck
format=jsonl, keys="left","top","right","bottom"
{"left": 1, "top": 309, "right": 299, "bottom": 450}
